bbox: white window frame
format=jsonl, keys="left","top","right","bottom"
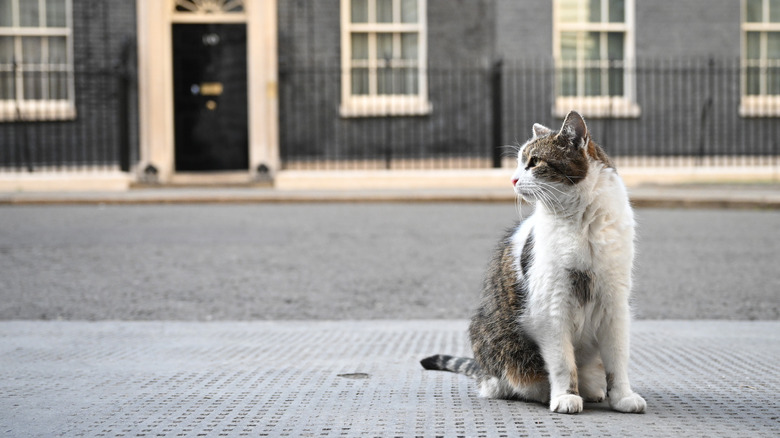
{"left": 740, "top": 0, "right": 780, "bottom": 117}
{"left": 339, "top": 0, "right": 431, "bottom": 117}
{"left": 552, "top": 0, "right": 639, "bottom": 118}
{"left": 0, "top": 0, "right": 76, "bottom": 122}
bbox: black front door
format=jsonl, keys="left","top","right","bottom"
{"left": 172, "top": 23, "right": 248, "bottom": 171}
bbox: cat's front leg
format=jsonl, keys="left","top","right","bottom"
{"left": 598, "top": 306, "right": 646, "bottom": 414}
{"left": 539, "top": 333, "right": 583, "bottom": 414}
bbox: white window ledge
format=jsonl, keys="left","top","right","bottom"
{"left": 739, "top": 96, "right": 780, "bottom": 117}
{"left": 0, "top": 101, "right": 77, "bottom": 122}
{"left": 340, "top": 96, "right": 432, "bottom": 118}
{"left": 554, "top": 97, "right": 641, "bottom": 119}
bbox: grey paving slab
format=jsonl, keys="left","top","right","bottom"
{"left": 2, "top": 205, "right": 778, "bottom": 321}
{"left": 1, "top": 320, "right": 779, "bottom": 438}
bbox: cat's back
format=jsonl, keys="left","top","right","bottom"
{"left": 469, "top": 218, "right": 545, "bottom": 378}
{"left": 476, "top": 218, "right": 535, "bottom": 313}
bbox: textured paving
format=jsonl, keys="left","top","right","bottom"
{"left": 1, "top": 320, "right": 778, "bottom": 437}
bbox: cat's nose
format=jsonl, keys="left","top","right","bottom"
{"left": 511, "top": 178, "right": 519, "bottom": 186}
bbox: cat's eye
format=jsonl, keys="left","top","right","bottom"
{"left": 526, "top": 157, "right": 539, "bottom": 170}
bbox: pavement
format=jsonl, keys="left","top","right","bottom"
{"left": 2, "top": 183, "right": 779, "bottom": 437}
{"left": 0, "top": 182, "right": 779, "bottom": 209}
{"left": 1, "top": 319, "right": 778, "bottom": 437}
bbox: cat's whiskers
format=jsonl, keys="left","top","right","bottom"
{"left": 515, "top": 194, "right": 525, "bottom": 221}
{"left": 532, "top": 182, "right": 566, "bottom": 220}
{"left": 535, "top": 181, "right": 566, "bottom": 196}
{"left": 529, "top": 184, "right": 557, "bottom": 220}
{"left": 502, "top": 144, "right": 522, "bottom": 158}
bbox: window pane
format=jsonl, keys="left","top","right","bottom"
{"left": 746, "top": 67, "right": 760, "bottom": 95}
{"left": 561, "top": 32, "right": 577, "bottom": 61}
{"left": 608, "top": 0, "right": 624, "bottom": 22}
{"left": 608, "top": 32, "right": 624, "bottom": 60}
{"left": 560, "top": 68, "right": 577, "bottom": 96}
{"left": 771, "top": 0, "right": 780, "bottom": 22}
{"left": 0, "top": 72, "right": 12, "bottom": 99}
{"left": 46, "top": 0, "right": 67, "bottom": 27}
{"left": 351, "top": 67, "right": 369, "bottom": 95}
{"left": 20, "top": 0, "right": 40, "bottom": 27}
{"left": 398, "top": 67, "right": 418, "bottom": 94}
{"left": 376, "top": 33, "right": 393, "bottom": 61}
{"left": 49, "top": 36, "right": 67, "bottom": 64}
{"left": 768, "top": 67, "right": 780, "bottom": 94}
{"left": 49, "top": 71, "right": 67, "bottom": 99}
{"left": 768, "top": 32, "right": 780, "bottom": 94}
{"left": 401, "top": 0, "right": 417, "bottom": 23}
{"left": 351, "top": 0, "right": 368, "bottom": 23}
{"left": 24, "top": 71, "right": 44, "bottom": 99}
{"left": 559, "top": 0, "right": 579, "bottom": 22}
{"left": 21, "top": 37, "right": 44, "bottom": 99}
{"left": 0, "top": 36, "right": 13, "bottom": 63}
{"left": 746, "top": 32, "right": 761, "bottom": 60}
{"left": 377, "top": 67, "right": 393, "bottom": 94}
{"left": 584, "top": 68, "right": 601, "bottom": 95}
{"left": 584, "top": 32, "right": 600, "bottom": 60}
{"left": 747, "top": 0, "right": 763, "bottom": 22}
{"left": 377, "top": 0, "right": 393, "bottom": 23}
{"left": 0, "top": 0, "right": 12, "bottom": 27}
{"left": 587, "top": 0, "right": 601, "bottom": 22}
{"left": 401, "top": 33, "right": 417, "bottom": 60}
{"left": 377, "top": 67, "right": 418, "bottom": 95}
{"left": 0, "top": 36, "right": 13, "bottom": 99}
{"left": 609, "top": 67, "right": 624, "bottom": 96}
{"left": 768, "top": 32, "right": 780, "bottom": 58}
{"left": 22, "top": 37, "right": 43, "bottom": 64}
{"left": 351, "top": 33, "right": 368, "bottom": 60}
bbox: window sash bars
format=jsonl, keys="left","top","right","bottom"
{"left": 345, "top": 2, "right": 422, "bottom": 97}
{"left": 558, "top": 33, "right": 627, "bottom": 98}
{"left": 0, "top": 0, "right": 75, "bottom": 120}
{"left": 741, "top": 0, "right": 780, "bottom": 97}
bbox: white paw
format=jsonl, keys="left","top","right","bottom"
{"left": 550, "top": 394, "right": 583, "bottom": 414}
{"left": 609, "top": 392, "right": 646, "bottom": 413}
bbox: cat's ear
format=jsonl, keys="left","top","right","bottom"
{"left": 557, "top": 111, "right": 589, "bottom": 148}
{"left": 532, "top": 123, "right": 552, "bottom": 138}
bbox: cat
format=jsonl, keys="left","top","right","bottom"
{"left": 421, "top": 111, "right": 646, "bottom": 415}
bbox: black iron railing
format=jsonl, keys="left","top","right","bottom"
{"left": 1, "top": 58, "right": 778, "bottom": 173}
{"left": 280, "top": 58, "right": 780, "bottom": 170}
{"left": 0, "top": 69, "right": 132, "bottom": 173}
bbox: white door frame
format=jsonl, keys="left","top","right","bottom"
{"left": 136, "top": 0, "right": 279, "bottom": 183}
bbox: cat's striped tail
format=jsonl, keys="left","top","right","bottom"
{"left": 420, "top": 354, "right": 481, "bottom": 378}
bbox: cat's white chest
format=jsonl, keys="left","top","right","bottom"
{"left": 520, "top": 185, "right": 634, "bottom": 337}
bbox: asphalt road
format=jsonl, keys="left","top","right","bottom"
{"left": 0, "top": 203, "right": 777, "bottom": 321}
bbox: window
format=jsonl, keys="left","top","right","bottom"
{"left": 0, "top": 0, "right": 74, "bottom": 121}
{"left": 340, "top": 0, "right": 430, "bottom": 116}
{"left": 173, "top": 0, "right": 245, "bottom": 16}
{"left": 553, "top": 0, "right": 638, "bottom": 118}
{"left": 741, "top": 0, "right": 780, "bottom": 116}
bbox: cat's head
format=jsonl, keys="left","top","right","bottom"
{"left": 511, "top": 111, "right": 613, "bottom": 206}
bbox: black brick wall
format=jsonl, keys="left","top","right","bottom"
{"left": 0, "top": 0, "right": 137, "bottom": 170}
{"left": 3, "top": 0, "right": 775, "bottom": 171}
{"left": 277, "top": 0, "right": 499, "bottom": 166}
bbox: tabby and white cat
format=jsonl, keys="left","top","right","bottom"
{"left": 421, "top": 111, "right": 646, "bottom": 414}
